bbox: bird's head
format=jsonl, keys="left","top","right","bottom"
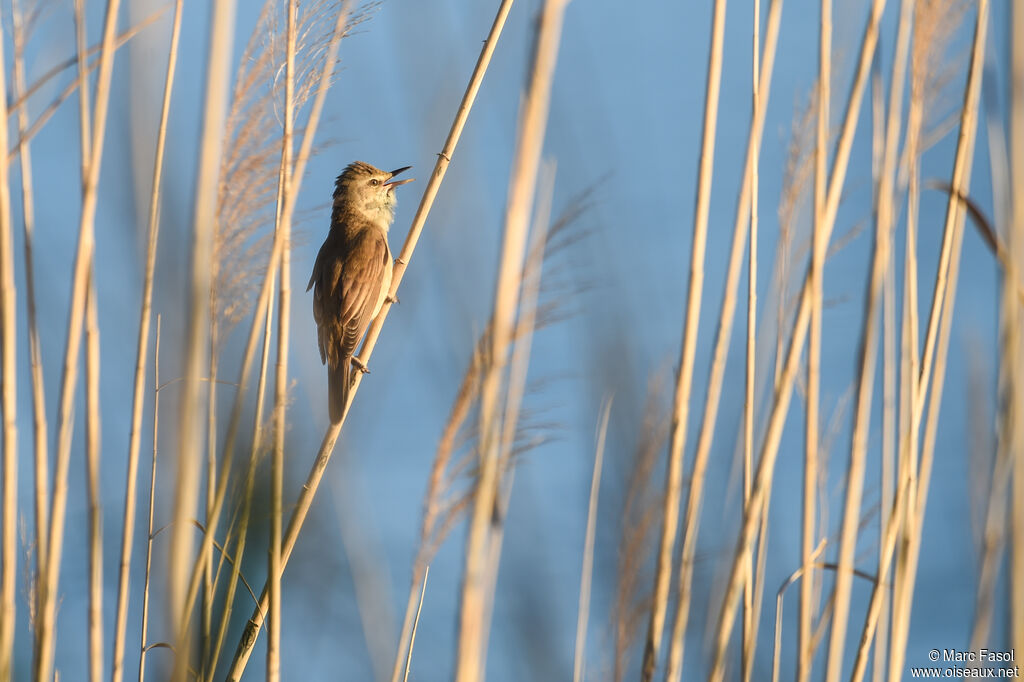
{"left": 333, "top": 161, "right": 414, "bottom": 230}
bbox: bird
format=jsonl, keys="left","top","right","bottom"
{"left": 307, "top": 161, "right": 414, "bottom": 423}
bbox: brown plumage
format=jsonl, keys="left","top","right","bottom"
{"left": 307, "top": 161, "right": 413, "bottom": 422}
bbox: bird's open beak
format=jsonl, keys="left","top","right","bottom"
{"left": 384, "top": 165, "right": 414, "bottom": 189}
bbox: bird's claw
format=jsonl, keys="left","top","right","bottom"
{"left": 394, "top": 257, "right": 405, "bottom": 266}
{"left": 351, "top": 357, "right": 370, "bottom": 374}
{"left": 386, "top": 294, "right": 400, "bottom": 305}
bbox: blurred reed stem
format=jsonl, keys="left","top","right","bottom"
{"left": 741, "top": 1, "right": 761, "bottom": 679}
{"left": 111, "top": 3, "right": 183, "bottom": 680}
{"left": 268, "top": 1, "right": 298, "bottom": 679}
{"left": 800, "top": 0, "right": 829, "bottom": 677}
{"left": 0, "top": 8, "right": 16, "bottom": 680}
{"left": 170, "top": 3, "right": 236, "bottom": 677}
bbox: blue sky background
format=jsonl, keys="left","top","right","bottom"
{"left": 3, "top": 0, "right": 1014, "bottom": 679}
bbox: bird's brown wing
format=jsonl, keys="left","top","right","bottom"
{"left": 337, "top": 229, "right": 389, "bottom": 360}
{"left": 308, "top": 227, "right": 388, "bottom": 368}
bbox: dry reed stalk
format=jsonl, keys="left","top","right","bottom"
{"left": 889, "top": 6, "right": 987, "bottom": 673}
{"left": 710, "top": 2, "right": 890, "bottom": 678}
{"left": 455, "top": 3, "right": 567, "bottom": 678}
{"left": 404, "top": 565, "right": 430, "bottom": 682}
{"left": 10, "top": 2, "right": 50, "bottom": 626}
{"left": 800, "top": 0, "right": 829, "bottom": 679}
{"left": 226, "top": 2, "right": 517, "bottom": 676}
{"left": 1010, "top": 3, "right": 1024, "bottom": 658}
{"left": 170, "top": 4, "right": 236, "bottom": 676}
{"left": 0, "top": 7, "right": 16, "bottom": 679}
{"left": 574, "top": 398, "right": 612, "bottom": 682}
{"left": 824, "top": 0, "right": 913, "bottom": 678}
{"left": 85, "top": 276, "right": 103, "bottom": 682}
{"left": 663, "top": 0, "right": 783, "bottom": 678}
{"left": 268, "top": 1, "right": 297, "bottom": 678}
{"left": 139, "top": 316, "right": 162, "bottom": 682}
{"left": 871, "top": 47, "right": 891, "bottom": 682}
{"left": 741, "top": 2, "right": 760, "bottom": 679}
{"left": 111, "top": 4, "right": 183, "bottom": 680}
{"left": 641, "top": 0, "right": 727, "bottom": 675}
{"left": 36, "top": 0, "right": 124, "bottom": 676}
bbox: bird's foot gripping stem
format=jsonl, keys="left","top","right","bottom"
{"left": 351, "top": 357, "right": 371, "bottom": 374}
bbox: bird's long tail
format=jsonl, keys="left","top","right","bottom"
{"left": 328, "top": 358, "right": 350, "bottom": 424}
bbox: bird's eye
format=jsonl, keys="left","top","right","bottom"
{"left": 370, "top": 178, "right": 380, "bottom": 186}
